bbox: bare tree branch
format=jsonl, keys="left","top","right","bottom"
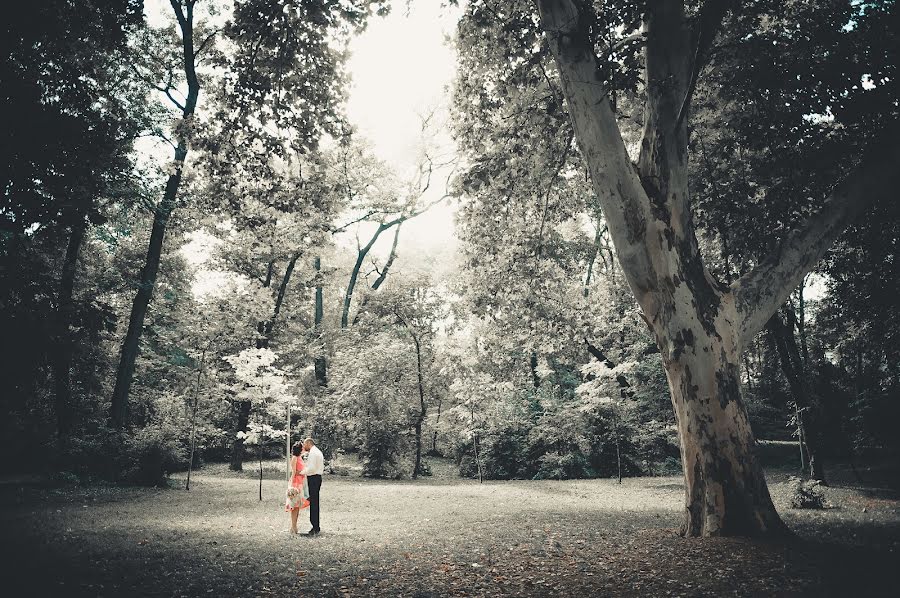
{"left": 157, "top": 80, "right": 187, "bottom": 111}
{"left": 537, "top": 0, "right": 658, "bottom": 295}
{"left": 331, "top": 209, "right": 384, "bottom": 235}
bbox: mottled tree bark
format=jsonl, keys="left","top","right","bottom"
{"left": 538, "top": 0, "right": 898, "bottom": 536}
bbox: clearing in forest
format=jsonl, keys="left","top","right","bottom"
{"left": 1, "top": 461, "right": 898, "bottom": 597}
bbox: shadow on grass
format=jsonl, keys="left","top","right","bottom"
{"left": 1, "top": 470, "right": 898, "bottom": 597}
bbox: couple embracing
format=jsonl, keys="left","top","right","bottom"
{"left": 285, "top": 437, "right": 324, "bottom": 536}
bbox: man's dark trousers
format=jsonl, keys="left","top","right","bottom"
{"left": 308, "top": 474, "right": 322, "bottom": 532}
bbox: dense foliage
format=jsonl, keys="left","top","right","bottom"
{"left": 1, "top": 0, "right": 896, "bottom": 493}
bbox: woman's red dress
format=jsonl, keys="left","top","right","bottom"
{"left": 285, "top": 457, "right": 310, "bottom": 511}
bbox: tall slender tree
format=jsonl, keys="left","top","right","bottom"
{"left": 110, "top": 0, "right": 204, "bottom": 428}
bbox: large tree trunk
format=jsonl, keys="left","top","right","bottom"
{"left": 110, "top": 174, "right": 181, "bottom": 428}
{"left": 53, "top": 218, "right": 88, "bottom": 440}
{"left": 110, "top": 1, "right": 200, "bottom": 428}
{"left": 663, "top": 311, "right": 787, "bottom": 536}
{"left": 536, "top": 0, "right": 900, "bottom": 536}
{"left": 265, "top": 253, "right": 298, "bottom": 337}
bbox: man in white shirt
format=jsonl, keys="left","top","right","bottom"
{"left": 302, "top": 437, "right": 324, "bottom": 535}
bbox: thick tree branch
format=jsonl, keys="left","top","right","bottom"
{"left": 611, "top": 30, "right": 646, "bottom": 53}
{"left": 156, "top": 73, "right": 187, "bottom": 111}
{"left": 372, "top": 223, "right": 402, "bottom": 291}
{"left": 266, "top": 252, "right": 300, "bottom": 336}
{"left": 585, "top": 337, "right": 615, "bottom": 368}
{"left": 734, "top": 138, "right": 900, "bottom": 347}
{"left": 637, "top": 1, "right": 691, "bottom": 190}
{"left": 584, "top": 338, "right": 630, "bottom": 389}
{"left": 536, "top": 0, "right": 658, "bottom": 296}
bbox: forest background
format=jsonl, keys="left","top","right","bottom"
{"left": 1, "top": 0, "right": 897, "bottom": 537}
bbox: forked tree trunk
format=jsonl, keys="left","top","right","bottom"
{"left": 538, "top": 0, "right": 899, "bottom": 536}
{"left": 662, "top": 310, "right": 785, "bottom": 536}
{"left": 342, "top": 222, "right": 394, "bottom": 329}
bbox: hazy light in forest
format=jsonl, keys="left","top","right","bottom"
{"left": 344, "top": 2, "right": 463, "bottom": 259}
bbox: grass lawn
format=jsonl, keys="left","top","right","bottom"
{"left": 1, "top": 458, "right": 898, "bottom": 597}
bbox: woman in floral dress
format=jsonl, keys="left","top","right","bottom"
{"left": 285, "top": 441, "right": 310, "bottom": 534}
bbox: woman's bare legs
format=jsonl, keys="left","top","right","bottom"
{"left": 290, "top": 508, "right": 299, "bottom": 534}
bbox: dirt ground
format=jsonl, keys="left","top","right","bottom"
{"left": 1, "top": 458, "right": 898, "bottom": 597}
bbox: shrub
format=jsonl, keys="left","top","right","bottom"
{"left": 123, "top": 425, "right": 189, "bottom": 486}
{"left": 416, "top": 458, "right": 433, "bottom": 477}
{"left": 65, "top": 429, "right": 129, "bottom": 481}
{"left": 533, "top": 452, "right": 594, "bottom": 480}
{"left": 360, "top": 421, "right": 407, "bottom": 479}
{"left": 453, "top": 439, "right": 479, "bottom": 478}
{"left": 788, "top": 476, "right": 828, "bottom": 509}
{"left": 481, "top": 426, "right": 530, "bottom": 479}
{"left": 452, "top": 424, "right": 531, "bottom": 480}
{"left": 655, "top": 456, "right": 683, "bottom": 476}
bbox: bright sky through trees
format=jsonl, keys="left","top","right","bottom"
{"left": 146, "top": 0, "right": 464, "bottom": 291}
{"left": 344, "top": 2, "right": 462, "bottom": 258}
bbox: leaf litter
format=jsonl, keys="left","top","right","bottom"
{"left": 0, "top": 460, "right": 897, "bottom": 596}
